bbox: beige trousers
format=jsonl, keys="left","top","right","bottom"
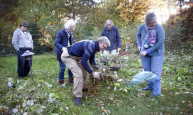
{"left": 61, "top": 50, "right": 88, "bottom": 97}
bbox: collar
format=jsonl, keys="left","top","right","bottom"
{"left": 104, "top": 25, "right": 115, "bottom": 31}
{"left": 145, "top": 24, "right": 157, "bottom": 30}
{"left": 20, "top": 28, "right": 28, "bottom": 32}
{"left": 94, "top": 41, "right": 100, "bottom": 52}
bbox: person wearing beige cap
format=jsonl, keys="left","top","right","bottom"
{"left": 12, "top": 21, "right": 34, "bottom": 79}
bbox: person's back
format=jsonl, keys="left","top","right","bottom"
{"left": 68, "top": 40, "right": 96, "bottom": 57}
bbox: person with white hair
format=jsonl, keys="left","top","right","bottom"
{"left": 100, "top": 20, "right": 121, "bottom": 55}
{"left": 55, "top": 19, "right": 76, "bottom": 85}
{"left": 61, "top": 36, "right": 110, "bottom": 106}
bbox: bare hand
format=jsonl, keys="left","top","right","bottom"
{"left": 141, "top": 51, "right": 147, "bottom": 56}
{"left": 138, "top": 47, "right": 141, "bottom": 51}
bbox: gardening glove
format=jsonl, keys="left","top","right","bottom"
{"left": 62, "top": 47, "right": 68, "bottom": 53}
{"left": 117, "top": 47, "right": 121, "bottom": 54}
{"left": 92, "top": 72, "right": 101, "bottom": 80}
{"left": 62, "top": 47, "right": 70, "bottom": 57}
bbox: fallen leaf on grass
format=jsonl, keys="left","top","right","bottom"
{"left": 188, "top": 103, "right": 193, "bottom": 109}
{"left": 101, "top": 106, "right": 111, "bottom": 115}
{"left": 12, "top": 108, "right": 18, "bottom": 113}
{"left": 182, "top": 100, "right": 186, "bottom": 104}
{"left": 116, "top": 103, "right": 119, "bottom": 107}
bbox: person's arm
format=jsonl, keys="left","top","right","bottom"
{"left": 81, "top": 51, "right": 93, "bottom": 73}
{"left": 30, "top": 32, "right": 33, "bottom": 49}
{"left": 100, "top": 27, "right": 105, "bottom": 37}
{"left": 116, "top": 28, "right": 121, "bottom": 48}
{"left": 136, "top": 25, "right": 142, "bottom": 50}
{"left": 12, "top": 29, "right": 19, "bottom": 51}
{"left": 89, "top": 54, "right": 97, "bottom": 66}
{"left": 81, "top": 42, "right": 96, "bottom": 73}
{"left": 145, "top": 25, "right": 165, "bottom": 54}
{"left": 55, "top": 32, "right": 65, "bottom": 50}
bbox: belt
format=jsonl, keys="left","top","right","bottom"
{"left": 19, "top": 47, "right": 32, "bottom": 49}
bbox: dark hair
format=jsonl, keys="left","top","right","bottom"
{"left": 145, "top": 13, "right": 156, "bottom": 24}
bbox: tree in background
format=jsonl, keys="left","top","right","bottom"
{"left": 164, "top": 6, "right": 193, "bottom": 52}
{"left": 0, "top": 0, "right": 20, "bottom": 55}
{"left": 115, "top": 0, "right": 151, "bottom": 25}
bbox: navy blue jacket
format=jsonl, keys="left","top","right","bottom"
{"left": 100, "top": 25, "right": 121, "bottom": 50}
{"left": 68, "top": 40, "right": 100, "bottom": 73}
{"left": 55, "top": 28, "right": 75, "bottom": 61}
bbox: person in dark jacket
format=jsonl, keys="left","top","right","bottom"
{"left": 61, "top": 36, "right": 110, "bottom": 106}
{"left": 100, "top": 20, "right": 121, "bottom": 55}
{"left": 55, "top": 19, "right": 75, "bottom": 85}
{"left": 136, "top": 13, "right": 165, "bottom": 97}
{"left": 12, "top": 21, "right": 33, "bottom": 79}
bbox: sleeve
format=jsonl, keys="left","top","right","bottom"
{"left": 55, "top": 32, "right": 64, "bottom": 50}
{"left": 81, "top": 43, "right": 95, "bottom": 73}
{"left": 30, "top": 33, "right": 33, "bottom": 49}
{"left": 136, "top": 25, "right": 142, "bottom": 47}
{"left": 89, "top": 54, "right": 97, "bottom": 66}
{"left": 145, "top": 25, "right": 165, "bottom": 54}
{"left": 100, "top": 27, "right": 105, "bottom": 36}
{"left": 12, "top": 30, "right": 19, "bottom": 51}
{"left": 116, "top": 28, "right": 121, "bottom": 48}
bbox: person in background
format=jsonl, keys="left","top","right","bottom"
{"left": 55, "top": 19, "right": 75, "bottom": 85}
{"left": 100, "top": 20, "right": 121, "bottom": 55}
{"left": 61, "top": 36, "right": 110, "bottom": 106}
{"left": 136, "top": 13, "right": 165, "bottom": 97}
{"left": 12, "top": 21, "right": 33, "bottom": 79}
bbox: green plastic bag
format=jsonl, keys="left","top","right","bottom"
{"left": 130, "top": 71, "right": 156, "bottom": 85}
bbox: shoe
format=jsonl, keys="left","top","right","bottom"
{"left": 142, "top": 86, "right": 152, "bottom": 90}
{"left": 69, "top": 77, "right": 74, "bottom": 83}
{"left": 82, "top": 88, "right": 88, "bottom": 92}
{"left": 59, "top": 80, "right": 64, "bottom": 86}
{"left": 73, "top": 97, "right": 82, "bottom": 106}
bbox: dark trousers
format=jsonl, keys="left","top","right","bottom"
{"left": 17, "top": 48, "right": 33, "bottom": 77}
{"left": 56, "top": 53, "right": 73, "bottom": 80}
{"left": 58, "top": 60, "right": 73, "bottom": 80}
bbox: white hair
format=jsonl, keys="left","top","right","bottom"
{"left": 97, "top": 36, "right": 110, "bottom": 46}
{"left": 64, "top": 19, "right": 76, "bottom": 30}
{"left": 105, "top": 20, "right": 113, "bottom": 27}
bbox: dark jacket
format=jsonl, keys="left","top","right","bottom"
{"left": 100, "top": 25, "right": 121, "bottom": 50}
{"left": 55, "top": 28, "right": 75, "bottom": 61}
{"left": 68, "top": 40, "right": 100, "bottom": 73}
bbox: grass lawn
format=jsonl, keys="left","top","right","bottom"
{"left": 0, "top": 52, "right": 192, "bottom": 114}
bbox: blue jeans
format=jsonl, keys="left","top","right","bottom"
{"left": 17, "top": 48, "right": 33, "bottom": 77}
{"left": 57, "top": 58, "right": 73, "bottom": 80}
{"left": 141, "top": 55, "right": 164, "bottom": 96}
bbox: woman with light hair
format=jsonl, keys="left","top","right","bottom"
{"left": 136, "top": 13, "right": 165, "bottom": 97}
{"left": 55, "top": 19, "right": 76, "bottom": 85}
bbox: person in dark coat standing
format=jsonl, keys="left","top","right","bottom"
{"left": 100, "top": 20, "right": 121, "bottom": 55}
{"left": 55, "top": 19, "right": 75, "bottom": 85}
